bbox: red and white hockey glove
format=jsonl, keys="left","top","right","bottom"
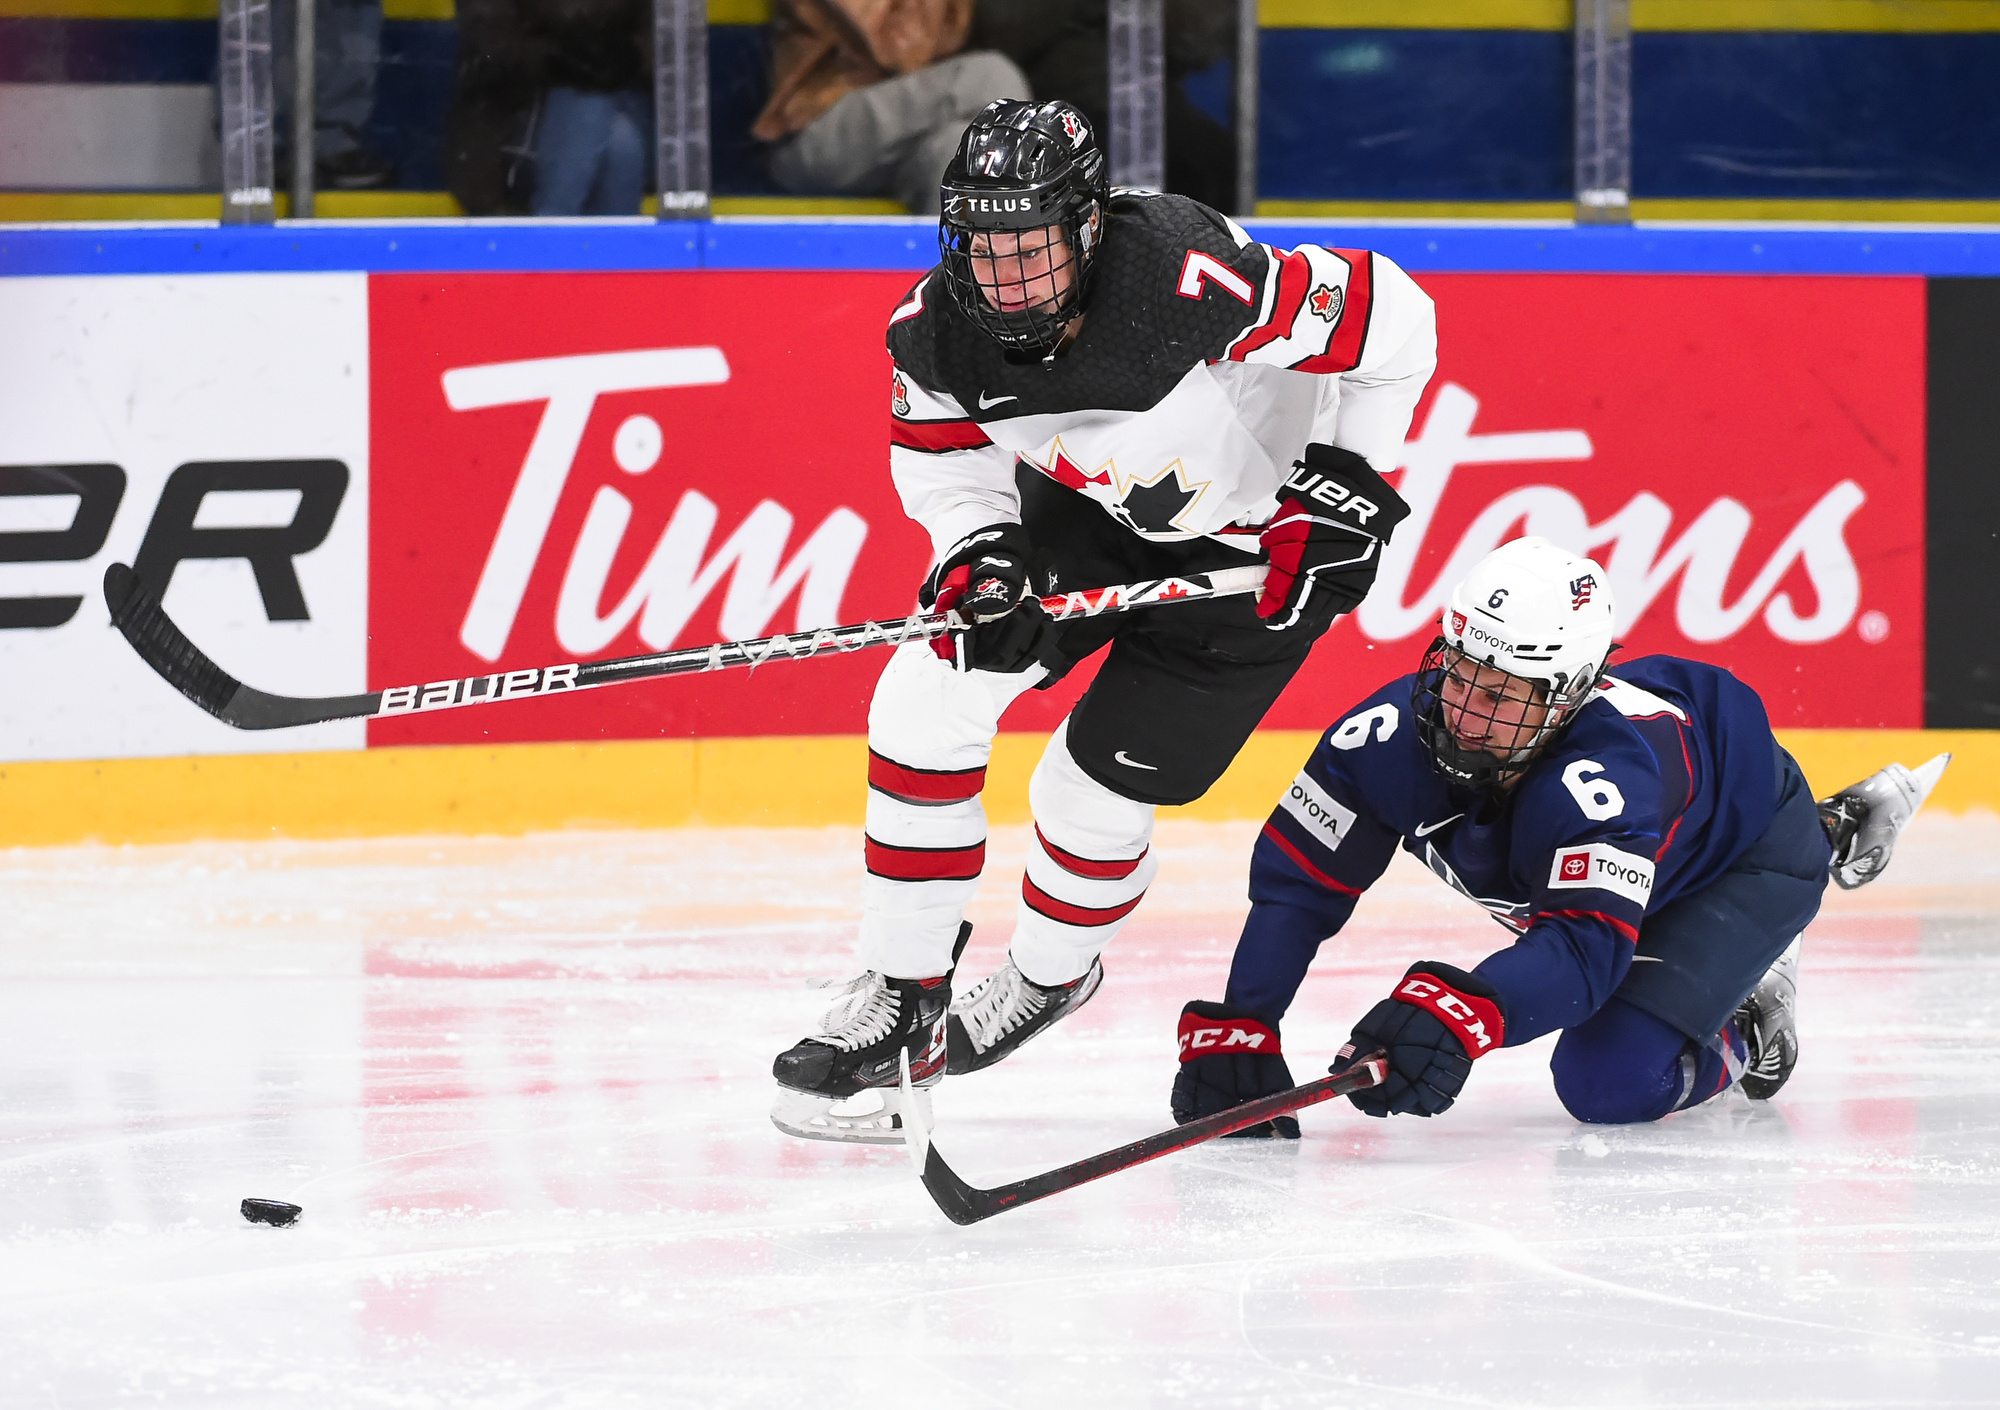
{"left": 1170, "top": 1000, "right": 1300, "bottom": 1139}
{"left": 1331, "top": 962, "right": 1506, "bottom": 1118}
{"left": 1257, "top": 444, "right": 1410, "bottom": 629}
{"left": 921, "top": 523, "right": 1056, "bottom": 674}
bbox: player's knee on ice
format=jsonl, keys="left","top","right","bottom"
{"left": 1550, "top": 997, "right": 1741, "bottom": 1125}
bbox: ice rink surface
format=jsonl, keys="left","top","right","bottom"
{"left": 2, "top": 812, "right": 1997, "bottom": 1410}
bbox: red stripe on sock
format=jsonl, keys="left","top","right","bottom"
{"left": 868, "top": 750, "right": 985, "bottom": 803}
{"left": 1021, "top": 875, "right": 1145, "bottom": 928}
{"left": 864, "top": 838, "right": 985, "bottom": 882}
{"left": 1035, "top": 825, "right": 1147, "bottom": 880}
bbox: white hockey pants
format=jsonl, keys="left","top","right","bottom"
{"left": 859, "top": 642, "right": 1157, "bottom": 986}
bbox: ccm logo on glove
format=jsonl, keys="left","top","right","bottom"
{"left": 1394, "top": 975, "right": 1505, "bottom": 1054}
{"left": 1177, "top": 1012, "right": 1279, "bottom": 1058}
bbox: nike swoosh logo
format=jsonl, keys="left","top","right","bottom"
{"left": 1113, "top": 750, "right": 1158, "bottom": 771}
{"left": 976, "top": 391, "right": 1018, "bottom": 409}
{"left": 1412, "top": 814, "right": 1464, "bottom": 838}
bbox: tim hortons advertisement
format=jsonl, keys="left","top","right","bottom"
{"left": 0, "top": 273, "right": 370, "bottom": 763}
{"left": 368, "top": 269, "right": 1924, "bottom": 750}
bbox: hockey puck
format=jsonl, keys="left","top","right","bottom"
{"left": 241, "top": 1198, "right": 302, "bottom": 1227}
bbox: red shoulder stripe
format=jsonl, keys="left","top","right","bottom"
{"left": 1226, "top": 248, "right": 1312, "bottom": 362}
{"left": 1292, "top": 249, "right": 1375, "bottom": 374}
{"left": 1534, "top": 908, "right": 1642, "bottom": 943}
{"left": 891, "top": 417, "right": 992, "bottom": 453}
{"left": 1261, "top": 822, "right": 1363, "bottom": 897}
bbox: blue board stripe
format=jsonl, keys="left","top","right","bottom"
{"left": 5, "top": 218, "right": 2000, "bottom": 277}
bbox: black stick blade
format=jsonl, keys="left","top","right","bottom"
{"left": 103, "top": 563, "right": 245, "bottom": 721}
{"left": 919, "top": 1147, "right": 988, "bottom": 1226}
{"left": 102, "top": 563, "right": 382, "bottom": 730}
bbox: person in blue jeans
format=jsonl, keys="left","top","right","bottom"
{"left": 531, "top": 86, "right": 652, "bottom": 215}
{"left": 272, "top": 0, "right": 396, "bottom": 189}
{"left": 1171, "top": 537, "right": 1950, "bottom": 1134}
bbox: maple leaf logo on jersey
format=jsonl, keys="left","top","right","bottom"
{"left": 1570, "top": 573, "right": 1597, "bottom": 610}
{"left": 1061, "top": 111, "right": 1085, "bottom": 146}
{"left": 891, "top": 371, "right": 910, "bottom": 417}
{"left": 1115, "top": 475, "right": 1199, "bottom": 535}
{"left": 1308, "top": 284, "right": 1344, "bottom": 322}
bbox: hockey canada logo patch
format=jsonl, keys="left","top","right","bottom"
{"left": 1308, "top": 284, "right": 1343, "bottom": 322}
{"left": 1570, "top": 573, "right": 1597, "bottom": 610}
{"left": 1060, "top": 111, "right": 1086, "bottom": 146}
{"left": 891, "top": 371, "right": 910, "bottom": 417}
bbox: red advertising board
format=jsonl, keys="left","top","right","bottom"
{"left": 369, "top": 269, "right": 1925, "bottom": 745}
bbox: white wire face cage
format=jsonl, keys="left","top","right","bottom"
{"left": 1412, "top": 637, "right": 1607, "bottom": 790}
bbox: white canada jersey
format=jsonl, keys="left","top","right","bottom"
{"left": 885, "top": 191, "right": 1438, "bottom": 559}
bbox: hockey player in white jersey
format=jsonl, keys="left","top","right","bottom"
{"left": 770, "top": 98, "right": 1438, "bottom": 1142}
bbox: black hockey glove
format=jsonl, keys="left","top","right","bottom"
{"left": 921, "top": 522, "right": 1056, "bottom": 674}
{"left": 1331, "top": 962, "right": 1506, "bottom": 1118}
{"left": 1257, "top": 444, "right": 1411, "bottom": 630}
{"left": 1170, "top": 1000, "right": 1300, "bottom": 1139}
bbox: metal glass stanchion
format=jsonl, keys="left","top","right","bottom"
{"left": 220, "top": 0, "right": 277, "bottom": 223}
{"left": 1108, "top": 0, "right": 1165, "bottom": 192}
{"left": 655, "top": 0, "right": 711, "bottom": 221}
{"left": 292, "top": 0, "right": 315, "bottom": 218}
{"left": 1234, "top": 0, "right": 1258, "bottom": 217}
{"left": 1574, "top": 0, "right": 1632, "bottom": 225}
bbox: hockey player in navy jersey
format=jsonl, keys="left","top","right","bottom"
{"left": 1172, "top": 537, "right": 1951, "bottom": 1132}
{"left": 769, "top": 97, "right": 1438, "bottom": 1143}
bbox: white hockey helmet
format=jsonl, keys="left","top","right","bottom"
{"left": 1414, "top": 537, "right": 1617, "bottom": 788}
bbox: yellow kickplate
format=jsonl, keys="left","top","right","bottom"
{"left": 0, "top": 728, "right": 1992, "bottom": 848}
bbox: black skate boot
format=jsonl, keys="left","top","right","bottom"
{"left": 1733, "top": 937, "right": 1800, "bottom": 1101}
{"left": 946, "top": 955, "right": 1103, "bottom": 1076}
{"left": 769, "top": 923, "right": 968, "bottom": 1144}
{"left": 1817, "top": 753, "right": 1950, "bottom": 890}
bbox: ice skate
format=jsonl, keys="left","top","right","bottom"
{"left": 946, "top": 956, "right": 1103, "bottom": 1075}
{"left": 1817, "top": 752, "right": 1951, "bottom": 890}
{"left": 1733, "top": 936, "right": 1800, "bottom": 1101}
{"left": 770, "top": 969, "right": 952, "bottom": 1145}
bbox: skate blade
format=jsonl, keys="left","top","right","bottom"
{"left": 769, "top": 1084, "right": 932, "bottom": 1146}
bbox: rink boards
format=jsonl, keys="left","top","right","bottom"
{"left": 1, "top": 222, "right": 1997, "bottom": 841}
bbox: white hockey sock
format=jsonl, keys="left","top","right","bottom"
{"left": 1009, "top": 722, "right": 1158, "bottom": 987}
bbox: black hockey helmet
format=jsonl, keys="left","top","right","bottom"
{"left": 938, "top": 99, "right": 1109, "bottom": 357}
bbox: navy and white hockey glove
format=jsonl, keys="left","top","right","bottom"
{"left": 1332, "top": 962, "right": 1506, "bottom": 1118}
{"left": 1170, "top": 1000, "right": 1300, "bottom": 1139}
{"left": 1257, "top": 444, "right": 1410, "bottom": 629}
{"left": 922, "top": 523, "right": 1056, "bottom": 674}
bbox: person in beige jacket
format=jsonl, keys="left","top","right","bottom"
{"left": 752, "top": 0, "right": 1029, "bottom": 212}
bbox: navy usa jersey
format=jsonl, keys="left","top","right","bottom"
{"left": 884, "top": 191, "right": 1437, "bottom": 560}
{"left": 1227, "top": 655, "right": 1782, "bottom": 1043}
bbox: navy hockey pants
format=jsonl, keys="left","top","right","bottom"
{"left": 1550, "top": 744, "right": 1832, "bottom": 1124}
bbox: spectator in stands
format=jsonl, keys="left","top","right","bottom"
{"left": 446, "top": 0, "right": 653, "bottom": 216}
{"left": 752, "top": 0, "right": 1030, "bottom": 215}
{"left": 971, "top": 0, "right": 1235, "bottom": 212}
{"left": 274, "top": 0, "right": 398, "bottom": 190}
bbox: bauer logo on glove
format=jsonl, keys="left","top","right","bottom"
{"left": 1257, "top": 443, "right": 1412, "bottom": 630}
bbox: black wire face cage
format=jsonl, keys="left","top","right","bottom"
{"left": 937, "top": 105, "right": 1106, "bottom": 358}
{"left": 1412, "top": 637, "right": 1603, "bottom": 791}
{"left": 939, "top": 209, "right": 1097, "bottom": 357}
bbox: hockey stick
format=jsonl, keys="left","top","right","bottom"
{"left": 100, "top": 562, "right": 1269, "bottom": 731}
{"left": 897, "top": 1051, "right": 1388, "bottom": 1226}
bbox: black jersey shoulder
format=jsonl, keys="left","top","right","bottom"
{"left": 884, "top": 193, "right": 1273, "bottom": 419}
